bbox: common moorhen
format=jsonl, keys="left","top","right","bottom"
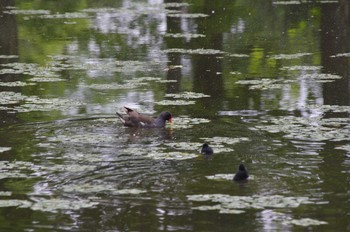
{"left": 200, "top": 143, "right": 214, "bottom": 155}
{"left": 233, "top": 164, "right": 249, "bottom": 181}
{"left": 116, "top": 107, "right": 172, "bottom": 128}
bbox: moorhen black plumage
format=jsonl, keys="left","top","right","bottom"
{"left": 233, "top": 164, "right": 249, "bottom": 181}
{"left": 200, "top": 143, "right": 214, "bottom": 155}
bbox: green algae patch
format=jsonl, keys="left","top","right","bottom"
{"left": 280, "top": 65, "right": 322, "bottom": 71}
{"left": 146, "top": 151, "right": 198, "bottom": 160}
{"left": 48, "top": 133, "right": 121, "bottom": 144}
{"left": 29, "top": 77, "right": 66, "bottom": 82}
{"left": 42, "top": 164, "right": 96, "bottom": 173}
{"left": 164, "top": 48, "right": 225, "bottom": 55}
{"left": 164, "top": 142, "right": 203, "bottom": 151}
{"left": 63, "top": 183, "right": 146, "bottom": 195}
{"left": 200, "top": 136, "right": 250, "bottom": 145}
{"left": 3, "top": 9, "right": 51, "bottom": 15}
{"left": 39, "top": 12, "right": 90, "bottom": 19}
{"left": 0, "top": 191, "right": 12, "bottom": 196}
{"left": 155, "top": 100, "right": 196, "bottom": 106}
{"left": 167, "top": 116, "right": 210, "bottom": 129}
{"left": 187, "top": 194, "right": 315, "bottom": 214}
{"left": 268, "top": 53, "right": 312, "bottom": 60}
{"left": 164, "top": 33, "right": 205, "bottom": 39}
{"left": 30, "top": 198, "right": 98, "bottom": 212}
{"left": 0, "top": 147, "right": 11, "bottom": 153}
{"left": 288, "top": 218, "right": 327, "bottom": 226}
{"left": 0, "top": 63, "right": 59, "bottom": 77}
{"left": 0, "top": 200, "right": 32, "bottom": 208}
{"left": 165, "top": 92, "right": 210, "bottom": 99}
{"left": 0, "top": 81, "right": 36, "bottom": 87}
{"left": 205, "top": 174, "right": 235, "bottom": 181}
{"left": 254, "top": 115, "right": 350, "bottom": 142}
{"left": 167, "top": 13, "right": 209, "bottom": 18}
{"left": 0, "top": 161, "right": 37, "bottom": 180}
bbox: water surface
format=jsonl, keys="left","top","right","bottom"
{"left": 0, "top": 0, "right": 349, "bottom": 231}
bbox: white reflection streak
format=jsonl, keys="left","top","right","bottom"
{"left": 297, "top": 70, "right": 323, "bottom": 120}
{"left": 260, "top": 210, "right": 292, "bottom": 232}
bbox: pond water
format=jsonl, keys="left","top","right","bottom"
{"left": 0, "top": 0, "right": 349, "bottom": 231}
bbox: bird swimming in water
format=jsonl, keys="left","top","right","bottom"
{"left": 233, "top": 164, "right": 249, "bottom": 181}
{"left": 200, "top": 143, "right": 214, "bottom": 155}
{"left": 116, "top": 107, "right": 172, "bottom": 128}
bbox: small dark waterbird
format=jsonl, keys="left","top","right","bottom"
{"left": 233, "top": 164, "right": 249, "bottom": 181}
{"left": 200, "top": 143, "right": 214, "bottom": 155}
{"left": 116, "top": 107, "right": 172, "bottom": 128}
